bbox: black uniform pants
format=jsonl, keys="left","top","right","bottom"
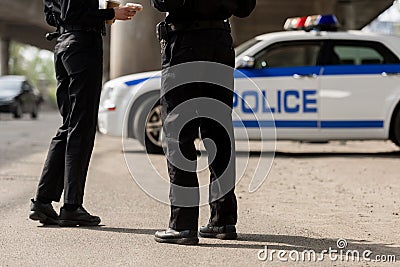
{"left": 161, "top": 29, "right": 238, "bottom": 230}
{"left": 36, "top": 31, "right": 103, "bottom": 205}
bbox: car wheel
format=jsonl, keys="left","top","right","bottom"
{"left": 391, "top": 108, "right": 400, "bottom": 146}
{"left": 144, "top": 104, "right": 164, "bottom": 154}
{"left": 31, "top": 103, "right": 38, "bottom": 119}
{"left": 13, "top": 102, "right": 23, "bottom": 119}
{"left": 133, "top": 94, "right": 164, "bottom": 154}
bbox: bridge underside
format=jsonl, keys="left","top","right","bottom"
{"left": 0, "top": 0, "right": 394, "bottom": 77}
{"left": 0, "top": 21, "right": 52, "bottom": 51}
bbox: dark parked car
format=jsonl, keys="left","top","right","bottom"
{"left": 0, "top": 76, "right": 42, "bottom": 119}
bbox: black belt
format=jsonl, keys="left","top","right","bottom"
{"left": 59, "top": 25, "right": 104, "bottom": 34}
{"left": 168, "top": 20, "right": 231, "bottom": 32}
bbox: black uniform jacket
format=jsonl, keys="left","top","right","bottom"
{"left": 44, "top": 0, "right": 115, "bottom": 28}
{"left": 150, "top": 0, "right": 256, "bottom": 22}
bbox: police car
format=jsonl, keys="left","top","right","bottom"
{"left": 98, "top": 15, "right": 400, "bottom": 153}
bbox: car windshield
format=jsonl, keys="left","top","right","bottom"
{"left": 0, "top": 80, "right": 22, "bottom": 95}
{"left": 235, "top": 38, "right": 261, "bottom": 57}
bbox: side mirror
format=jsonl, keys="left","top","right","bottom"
{"left": 236, "top": 56, "right": 255, "bottom": 69}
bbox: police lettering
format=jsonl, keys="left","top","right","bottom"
{"left": 233, "top": 90, "right": 318, "bottom": 114}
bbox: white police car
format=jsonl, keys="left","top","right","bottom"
{"left": 98, "top": 15, "right": 400, "bottom": 153}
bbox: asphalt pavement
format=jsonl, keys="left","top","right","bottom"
{"left": 0, "top": 112, "right": 399, "bottom": 266}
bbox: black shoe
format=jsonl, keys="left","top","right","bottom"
{"left": 59, "top": 206, "right": 101, "bottom": 227}
{"left": 199, "top": 224, "right": 237, "bottom": 240}
{"left": 154, "top": 228, "right": 199, "bottom": 245}
{"left": 29, "top": 199, "right": 59, "bottom": 225}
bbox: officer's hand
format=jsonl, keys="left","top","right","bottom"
{"left": 114, "top": 6, "right": 138, "bottom": 20}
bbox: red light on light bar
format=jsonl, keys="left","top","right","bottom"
{"left": 296, "top": 16, "right": 308, "bottom": 28}
{"left": 284, "top": 16, "right": 308, "bottom": 30}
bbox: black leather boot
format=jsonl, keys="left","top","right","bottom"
{"left": 29, "top": 199, "right": 59, "bottom": 225}
{"left": 199, "top": 224, "right": 237, "bottom": 240}
{"left": 59, "top": 206, "right": 101, "bottom": 227}
{"left": 155, "top": 228, "right": 199, "bottom": 245}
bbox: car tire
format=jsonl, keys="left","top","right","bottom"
{"left": 13, "top": 102, "right": 23, "bottom": 119}
{"left": 132, "top": 94, "right": 164, "bottom": 154}
{"left": 391, "top": 108, "right": 400, "bottom": 147}
{"left": 31, "top": 103, "right": 38, "bottom": 119}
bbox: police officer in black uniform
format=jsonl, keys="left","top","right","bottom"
{"left": 152, "top": 0, "right": 256, "bottom": 244}
{"left": 29, "top": 0, "right": 138, "bottom": 227}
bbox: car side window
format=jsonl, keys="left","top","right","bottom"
{"left": 253, "top": 41, "right": 323, "bottom": 69}
{"left": 327, "top": 41, "right": 400, "bottom": 65}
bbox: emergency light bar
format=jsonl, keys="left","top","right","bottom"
{"left": 284, "top": 14, "right": 340, "bottom": 31}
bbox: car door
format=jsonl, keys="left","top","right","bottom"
{"left": 234, "top": 40, "right": 323, "bottom": 141}
{"left": 319, "top": 40, "right": 400, "bottom": 140}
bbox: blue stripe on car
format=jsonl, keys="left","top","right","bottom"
{"left": 322, "top": 64, "right": 400, "bottom": 75}
{"left": 233, "top": 120, "right": 384, "bottom": 128}
{"left": 124, "top": 64, "right": 400, "bottom": 85}
{"left": 320, "top": 120, "right": 384, "bottom": 128}
{"left": 235, "top": 64, "right": 400, "bottom": 78}
{"left": 235, "top": 66, "right": 322, "bottom": 78}
{"left": 125, "top": 76, "right": 160, "bottom": 86}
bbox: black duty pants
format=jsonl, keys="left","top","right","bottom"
{"left": 36, "top": 31, "right": 103, "bottom": 205}
{"left": 161, "top": 29, "right": 238, "bottom": 230}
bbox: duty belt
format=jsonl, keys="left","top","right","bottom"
{"left": 168, "top": 20, "right": 231, "bottom": 32}
{"left": 45, "top": 25, "right": 105, "bottom": 41}
{"left": 59, "top": 25, "right": 105, "bottom": 35}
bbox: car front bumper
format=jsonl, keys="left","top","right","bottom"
{"left": 0, "top": 102, "right": 15, "bottom": 113}
{"left": 98, "top": 109, "right": 125, "bottom": 137}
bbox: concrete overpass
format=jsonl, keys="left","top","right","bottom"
{"left": 0, "top": 0, "right": 394, "bottom": 79}
{"left": 0, "top": 0, "right": 53, "bottom": 75}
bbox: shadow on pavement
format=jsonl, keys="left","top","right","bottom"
{"left": 68, "top": 226, "right": 400, "bottom": 257}
{"left": 79, "top": 226, "right": 159, "bottom": 236}
{"left": 38, "top": 225, "right": 157, "bottom": 236}
{"left": 201, "top": 234, "right": 399, "bottom": 257}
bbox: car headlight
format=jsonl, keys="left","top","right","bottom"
{"left": 100, "top": 82, "right": 130, "bottom": 112}
{"left": 102, "top": 99, "right": 117, "bottom": 111}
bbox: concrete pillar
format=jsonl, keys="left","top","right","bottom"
{"left": 313, "top": 0, "right": 336, "bottom": 14}
{"left": 335, "top": 0, "right": 357, "bottom": 30}
{"left": 110, "top": 1, "right": 164, "bottom": 79}
{"left": 342, "top": 2, "right": 357, "bottom": 29}
{"left": 0, "top": 38, "right": 10, "bottom": 76}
